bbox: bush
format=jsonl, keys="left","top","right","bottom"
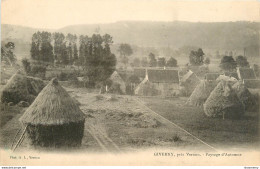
{"left": 21, "top": 59, "right": 47, "bottom": 79}
{"left": 57, "top": 72, "right": 77, "bottom": 81}
{"left": 22, "top": 58, "right": 31, "bottom": 74}
{"left": 204, "top": 57, "right": 210, "bottom": 65}
{"left": 219, "top": 56, "right": 237, "bottom": 71}
{"left": 236, "top": 55, "right": 249, "bottom": 67}
{"left": 31, "top": 65, "right": 47, "bottom": 79}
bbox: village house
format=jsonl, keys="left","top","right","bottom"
{"left": 237, "top": 67, "right": 256, "bottom": 80}
{"left": 223, "top": 72, "right": 239, "bottom": 80}
{"left": 236, "top": 67, "right": 259, "bottom": 89}
{"left": 134, "top": 69, "right": 180, "bottom": 97}
{"left": 204, "top": 73, "right": 221, "bottom": 81}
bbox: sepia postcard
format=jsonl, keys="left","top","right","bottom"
{"left": 0, "top": 0, "right": 260, "bottom": 166}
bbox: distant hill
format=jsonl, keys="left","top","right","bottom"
{"left": 1, "top": 21, "right": 260, "bottom": 58}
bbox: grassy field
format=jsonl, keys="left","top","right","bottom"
{"left": 139, "top": 96, "right": 259, "bottom": 151}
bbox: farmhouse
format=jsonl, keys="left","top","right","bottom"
{"left": 109, "top": 71, "right": 126, "bottom": 94}
{"left": 204, "top": 73, "right": 221, "bottom": 81}
{"left": 133, "top": 68, "right": 146, "bottom": 80}
{"left": 135, "top": 69, "right": 180, "bottom": 97}
{"left": 237, "top": 67, "right": 256, "bottom": 80}
{"left": 224, "top": 72, "right": 239, "bottom": 80}
{"left": 180, "top": 70, "right": 200, "bottom": 96}
{"left": 243, "top": 79, "right": 260, "bottom": 89}
{"left": 19, "top": 78, "right": 85, "bottom": 147}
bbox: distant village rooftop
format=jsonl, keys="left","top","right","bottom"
{"left": 146, "top": 69, "right": 179, "bottom": 83}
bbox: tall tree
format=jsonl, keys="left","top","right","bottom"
{"left": 219, "top": 56, "right": 237, "bottom": 71}
{"left": 82, "top": 34, "right": 116, "bottom": 85}
{"left": 141, "top": 57, "right": 148, "bottom": 67}
{"left": 31, "top": 32, "right": 41, "bottom": 60}
{"left": 236, "top": 55, "right": 249, "bottom": 67}
{"left": 118, "top": 43, "right": 133, "bottom": 68}
{"left": 148, "top": 53, "right": 157, "bottom": 67}
{"left": 157, "top": 57, "right": 166, "bottom": 67}
{"left": 166, "top": 57, "right": 177, "bottom": 67}
{"left": 53, "top": 32, "right": 65, "bottom": 63}
{"left": 189, "top": 48, "right": 204, "bottom": 66}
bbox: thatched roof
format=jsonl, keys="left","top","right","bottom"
{"left": 19, "top": 78, "right": 85, "bottom": 125}
{"left": 180, "top": 70, "right": 194, "bottom": 83}
{"left": 237, "top": 67, "right": 256, "bottom": 80}
{"left": 133, "top": 68, "right": 146, "bottom": 78}
{"left": 243, "top": 79, "right": 260, "bottom": 89}
{"left": 224, "top": 72, "right": 239, "bottom": 80}
{"left": 186, "top": 80, "right": 217, "bottom": 106}
{"left": 205, "top": 73, "right": 221, "bottom": 81}
{"left": 110, "top": 71, "right": 125, "bottom": 83}
{"left": 147, "top": 69, "right": 179, "bottom": 83}
{"left": 203, "top": 81, "right": 244, "bottom": 118}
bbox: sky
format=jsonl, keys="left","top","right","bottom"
{"left": 1, "top": 0, "right": 260, "bottom": 29}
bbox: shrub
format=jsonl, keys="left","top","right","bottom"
{"left": 31, "top": 65, "right": 47, "bottom": 79}
{"left": 22, "top": 58, "right": 31, "bottom": 74}
{"left": 204, "top": 57, "right": 210, "bottom": 65}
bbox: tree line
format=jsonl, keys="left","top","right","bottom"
{"left": 30, "top": 31, "right": 117, "bottom": 84}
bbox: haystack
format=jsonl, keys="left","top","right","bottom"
{"left": 186, "top": 80, "right": 217, "bottom": 106}
{"left": 180, "top": 70, "right": 200, "bottom": 96}
{"left": 0, "top": 73, "right": 45, "bottom": 104}
{"left": 203, "top": 81, "right": 244, "bottom": 118}
{"left": 232, "top": 82, "right": 258, "bottom": 112}
{"left": 216, "top": 75, "right": 237, "bottom": 85}
{"left": 19, "top": 78, "right": 85, "bottom": 147}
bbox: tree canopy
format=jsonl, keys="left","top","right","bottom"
{"left": 219, "top": 56, "right": 237, "bottom": 71}
{"left": 166, "top": 57, "right": 178, "bottom": 67}
{"left": 189, "top": 48, "right": 204, "bottom": 66}
{"left": 236, "top": 55, "right": 249, "bottom": 68}
{"left": 157, "top": 57, "right": 166, "bottom": 67}
{"left": 148, "top": 53, "right": 157, "bottom": 67}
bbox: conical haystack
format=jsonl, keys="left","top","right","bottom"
{"left": 203, "top": 81, "right": 244, "bottom": 118}
{"left": 19, "top": 78, "right": 85, "bottom": 147}
{"left": 232, "top": 82, "right": 259, "bottom": 112}
{"left": 186, "top": 80, "right": 217, "bottom": 106}
{"left": 0, "top": 73, "right": 45, "bottom": 104}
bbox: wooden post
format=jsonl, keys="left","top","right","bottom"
{"left": 13, "top": 125, "right": 27, "bottom": 152}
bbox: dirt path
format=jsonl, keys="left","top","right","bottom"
{"left": 85, "top": 123, "right": 121, "bottom": 152}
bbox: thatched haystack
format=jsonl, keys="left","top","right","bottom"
{"left": 232, "top": 82, "right": 259, "bottom": 112}
{"left": 19, "top": 78, "right": 85, "bottom": 148}
{"left": 186, "top": 80, "right": 217, "bottom": 106}
{"left": 0, "top": 73, "right": 45, "bottom": 104}
{"left": 216, "top": 75, "right": 237, "bottom": 85}
{"left": 203, "top": 81, "right": 245, "bottom": 118}
{"left": 180, "top": 70, "right": 200, "bottom": 96}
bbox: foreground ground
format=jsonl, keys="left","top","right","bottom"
{"left": 0, "top": 86, "right": 259, "bottom": 153}
{"left": 139, "top": 96, "right": 260, "bottom": 151}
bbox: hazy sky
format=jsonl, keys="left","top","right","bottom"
{"left": 1, "top": 0, "right": 259, "bottom": 29}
